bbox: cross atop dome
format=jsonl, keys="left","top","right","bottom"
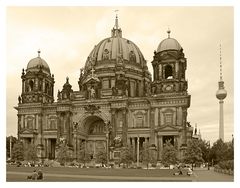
{"left": 167, "top": 28, "right": 171, "bottom": 38}
{"left": 38, "top": 49, "right": 41, "bottom": 57}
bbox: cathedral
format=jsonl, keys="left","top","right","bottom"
{"left": 15, "top": 15, "right": 193, "bottom": 163}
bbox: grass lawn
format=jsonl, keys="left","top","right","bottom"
{"left": 7, "top": 165, "right": 192, "bottom": 182}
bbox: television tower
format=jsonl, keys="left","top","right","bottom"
{"left": 216, "top": 44, "right": 227, "bottom": 141}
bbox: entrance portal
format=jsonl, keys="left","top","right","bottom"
{"left": 82, "top": 116, "right": 107, "bottom": 159}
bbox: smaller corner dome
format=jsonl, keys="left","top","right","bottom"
{"left": 156, "top": 30, "right": 182, "bottom": 53}
{"left": 157, "top": 38, "right": 182, "bottom": 53}
{"left": 26, "top": 51, "right": 51, "bottom": 75}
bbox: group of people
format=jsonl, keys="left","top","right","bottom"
{"left": 27, "top": 169, "right": 43, "bottom": 180}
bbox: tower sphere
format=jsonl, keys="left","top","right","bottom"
{"left": 216, "top": 88, "right": 227, "bottom": 100}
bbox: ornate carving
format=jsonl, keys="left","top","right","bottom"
{"left": 18, "top": 95, "right": 22, "bottom": 104}
{"left": 129, "top": 51, "right": 136, "bottom": 62}
{"left": 103, "top": 49, "right": 110, "bottom": 60}
{"left": 113, "top": 136, "right": 122, "bottom": 148}
{"left": 84, "top": 104, "right": 100, "bottom": 115}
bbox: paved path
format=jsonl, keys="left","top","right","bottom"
{"left": 192, "top": 169, "right": 233, "bottom": 182}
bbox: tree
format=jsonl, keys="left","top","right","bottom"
{"left": 120, "top": 146, "right": 133, "bottom": 168}
{"left": 161, "top": 140, "right": 178, "bottom": 168}
{"left": 198, "top": 139, "right": 210, "bottom": 163}
{"left": 184, "top": 139, "right": 204, "bottom": 170}
{"left": 12, "top": 141, "right": 24, "bottom": 162}
{"left": 95, "top": 150, "right": 107, "bottom": 167}
{"left": 6, "top": 136, "right": 18, "bottom": 159}
{"left": 56, "top": 143, "right": 72, "bottom": 165}
{"left": 77, "top": 149, "right": 91, "bottom": 166}
{"left": 141, "top": 143, "right": 157, "bottom": 169}
{"left": 24, "top": 144, "right": 38, "bottom": 163}
{"left": 210, "top": 139, "right": 233, "bottom": 165}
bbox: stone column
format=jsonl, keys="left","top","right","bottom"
{"left": 42, "top": 78, "right": 45, "bottom": 93}
{"left": 66, "top": 112, "right": 71, "bottom": 146}
{"left": 122, "top": 108, "right": 128, "bottom": 146}
{"left": 150, "top": 108, "right": 155, "bottom": 144}
{"left": 158, "top": 135, "right": 163, "bottom": 160}
{"left": 136, "top": 80, "right": 139, "bottom": 97}
{"left": 111, "top": 109, "right": 116, "bottom": 139}
{"left": 154, "top": 108, "right": 158, "bottom": 127}
{"left": 17, "top": 114, "right": 20, "bottom": 137}
{"left": 158, "top": 64, "right": 162, "bottom": 79}
{"left": 132, "top": 137, "right": 136, "bottom": 161}
{"left": 56, "top": 112, "right": 61, "bottom": 145}
{"left": 156, "top": 64, "right": 159, "bottom": 80}
{"left": 21, "top": 115, "right": 24, "bottom": 129}
{"left": 127, "top": 137, "right": 131, "bottom": 147}
{"left": 182, "top": 108, "right": 187, "bottom": 145}
{"left": 45, "top": 139, "right": 48, "bottom": 159}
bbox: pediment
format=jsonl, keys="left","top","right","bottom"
{"left": 83, "top": 76, "right": 100, "bottom": 84}
{"left": 21, "top": 128, "right": 33, "bottom": 134}
{"left": 156, "top": 125, "right": 179, "bottom": 132}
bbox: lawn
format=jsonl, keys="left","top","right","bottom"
{"left": 7, "top": 165, "right": 192, "bottom": 182}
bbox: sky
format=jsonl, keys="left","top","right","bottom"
{"left": 5, "top": 6, "right": 234, "bottom": 144}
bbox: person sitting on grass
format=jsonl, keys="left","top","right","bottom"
{"left": 37, "top": 169, "right": 43, "bottom": 180}
{"left": 27, "top": 169, "right": 38, "bottom": 180}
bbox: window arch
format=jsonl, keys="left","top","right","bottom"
{"left": 165, "top": 65, "right": 173, "bottom": 79}
{"left": 29, "top": 80, "right": 34, "bottom": 91}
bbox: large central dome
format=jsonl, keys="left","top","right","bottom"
{"left": 79, "top": 15, "right": 151, "bottom": 99}
{"left": 84, "top": 15, "right": 149, "bottom": 74}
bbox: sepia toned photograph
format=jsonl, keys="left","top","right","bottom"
{"left": 5, "top": 5, "right": 234, "bottom": 182}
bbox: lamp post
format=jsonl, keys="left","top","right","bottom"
{"left": 207, "top": 141, "right": 210, "bottom": 170}
{"left": 10, "top": 135, "right": 12, "bottom": 160}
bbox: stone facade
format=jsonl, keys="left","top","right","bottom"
{"left": 15, "top": 18, "right": 193, "bottom": 162}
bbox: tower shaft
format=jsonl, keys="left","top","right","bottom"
{"left": 219, "top": 100, "right": 224, "bottom": 141}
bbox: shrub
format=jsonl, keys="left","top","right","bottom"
{"left": 218, "top": 160, "right": 233, "bottom": 170}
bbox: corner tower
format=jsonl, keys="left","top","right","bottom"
{"left": 151, "top": 29, "right": 192, "bottom": 158}
{"left": 20, "top": 50, "right": 55, "bottom": 104}
{"left": 151, "top": 29, "right": 188, "bottom": 95}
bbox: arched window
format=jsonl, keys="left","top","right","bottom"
{"left": 165, "top": 65, "right": 173, "bottom": 79}
{"left": 29, "top": 80, "right": 34, "bottom": 91}
{"left": 45, "top": 83, "right": 49, "bottom": 94}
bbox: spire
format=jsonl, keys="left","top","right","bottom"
{"left": 111, "top": 10, "right": 122, "bottom": 37}
{"left": 219, "top": 44, "right": 223, "bottom": 81}
{"left": 38, "top": 49, "right": 41, "bottom": 57}
{"left": 167, "top": 28, "right": 171, "bottom": 38}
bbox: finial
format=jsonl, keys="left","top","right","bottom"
{"left": 38, "top": 49, "right": 41, "bottom": 57}
{"left": 90, "top": 66, "right": 95, "bottom": 77}
{"left": 66, "top": 76, "right": 69, "bottom": 83}
{"left": 114, "top": 9, "right": 119, "bottom": 29}
{"left": 219, "top": 44, "right": 223, "bottom": 80}
{"left": 194, "top": 123, "right": 197, "bottom": 135}
{"left": 167, "top": 28, "right": 171, "bottom": 38}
